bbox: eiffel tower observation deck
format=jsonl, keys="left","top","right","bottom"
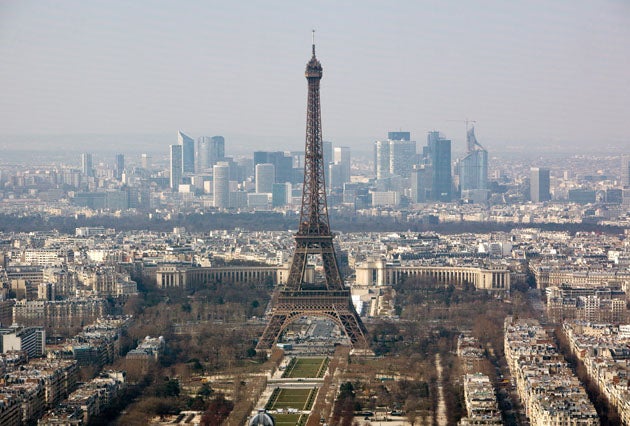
{"left": 257, "top": 35, "right": 369, "bottom": 352}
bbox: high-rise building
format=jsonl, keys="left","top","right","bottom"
{"left": 388, "top": 131, "right": 411, "bottom": 141}
{"left": 197, "top": 136, "right": 225, "bottom": 171}
{"left": 197, "top": 137, "right": 210, "bottom": 171}
{"left": 328, "top": 163, "right": 344, "bottom": 191}
{"left": 254, "top": 151, "right": 293, "bottom": 183}
{"left": 410, "top": 166, "right": 431, "bottom": 203}
{"left": 255, "top": 163, "right": 275, "bottom": 193}
{"left": 622, "top": 155, "right": 630, "bottom": 187}
{"left": 236, "top": 157, "right": 254, "bottom": 181}
{"left": 169, "top": 144, "right": 183, "bottom": 191}
{"left": 322, "top": 141, "right": 333, "bottom": 172}
{"left": 114, "top": 154, "right": 124, "bottom": 180}
{"left": 425, "top": 131, "right": 452, "bottom": 201}
{"left": 0, "top": 326, "right": 46, "bottom": 358}
{"left": 374, "top": 140, "right": 390, "bottom": 179}
{"left": 213, "top": 162, "right": 230, "bottom": 208}
{"left": 333, "top": 146, "right": 351, "bottom": 184}
{"left": 459, "top": 126, "right": 488, "bottom": 201}
{"left": 389, "top": 139, "right": 416, "bottom": 178}
{"left": 324, "top": 141, "right": 333, "bottom": 182}
{"left": 530, "top": 167, "right": 551, "bottom": 202}
{"left": 141, "top": 153, "right": 151, "bottom": 170}
{"left": 210, "top": 136, "right": 225, "bottom": 165}
{"left": 178, "top": 131, "right": 195, "bottom": 174}
{"left": 81, "top": 153, "right": 93, "bottom": 177}
{"left": 272, "top": 183, "right": 291, "bottom": 207}
{"left": 375, "top": 132, "right": 416, "bottom": 180}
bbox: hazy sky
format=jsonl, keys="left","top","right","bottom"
{"left": 1, "top": 0, "right": 629, "bottom": 153}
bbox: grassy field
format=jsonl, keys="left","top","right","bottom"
{"left": 283, "top": 357, "right": 328, "bottom": 378}
{"left": 265, "top": 387, "right": 318, "bottom": 412}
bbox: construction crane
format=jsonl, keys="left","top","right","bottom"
{"left": 446, "top": 119, "right": 477, "bottom": 131}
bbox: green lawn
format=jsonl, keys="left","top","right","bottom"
{"left": 269, "top": 388, "right": 315, "bottom": 410}
{"left": 283, "top": 357, "right": 328, "bottom": 378}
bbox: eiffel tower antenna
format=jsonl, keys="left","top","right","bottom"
{"left": 257, "top": 37, "right": 369, "bottom": 352}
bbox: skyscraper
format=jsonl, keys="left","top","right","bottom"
{"left": 410, "top": 166, "right": 431, "bottom": 203}
{"left": 255, "top": 163, "right": 275, "bottom": 193}
{"left": 114, "top": 154, "right": 124, "bottom": 180}
{"left": 388, "top": 131, "right": 411, "bottom": 141}
{"left": 425, "top": 131, "right": 452, "bottom": 201}
{"left": 374, "top": 140, "right": 390, "bottom": 179}
{"left": 197, "top": 136, "right": 225, "bottom": 171}
{"left": 141, "top": 153, "right": 151, "bottom": 170}
{"left": 253, "top": 151, "right": 293, "bottom": 183}
{"left": 81, "top": 153, "right": 93, "bottom": 177}
{"left": 530, "top": 167, "right": 551, "bottom": 202}
{"left": 333, "top": 146, "right": 351, "bottom": 184}
{"left": 389, "top": 139, "right": 416, "bottom": 178}
{"left": 169, "top": 144, "right": 183, "bottom": 191}
{"left": 322, "top": 141, "right": 333, "bottom": 171}
{"left": 459, "top": 126, "right": 488, "bottom": 201}
{"left": 178, "top": 131, "right": 195, "bottom": 174}
{"left": 197, "top": 137, "right": 210, "bottom": 171}
{"left": 272, "top": 183, "right": 291, "bottom": 207}
{"left": 322, "top": 141, "right": 333, "bottom": 183}
{"left": 213, "top": 162, "right": 230, "bottom": 208}
{"left": 210, "top": 136, "right": 225, "bottom": 166}
{"left": 328, "top": 163, "right": 344, "bottom": 191}
{"left": 622, "top": 155, "right": 630, "bottom": 187}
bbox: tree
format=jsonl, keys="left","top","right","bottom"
{"left": 201, "top": 394, "right": 234, "bottom": 426}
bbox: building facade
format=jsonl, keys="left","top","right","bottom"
{"left": 530, "top": 167, "right": 551, "bottom": 202}
{"left": 212, "top": 162, "right": 230, "bottom": 208}
{"left": 169, "top": 144, "right": 183, "bottom": 191}
{"left": 425, "top": 131, "right": 452, "bottom": 201}
{"left": 178, "top": 131, "right": 195, "bottom": 174}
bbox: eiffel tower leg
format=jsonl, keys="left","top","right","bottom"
{"left": 337, "top": 311, "right": 369, "bottom": 349}
{"left": 257, "top": 313, "right": 287, "bottom": 350}
{"left": 286, "top": 249, "right": 308, "bottom": 288}
{"left": 321, "top": 248, "right": 343, "bottom": 288}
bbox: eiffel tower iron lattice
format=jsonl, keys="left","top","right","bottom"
{"left": 257, "top": 37, "right": 369, "bottom": 351}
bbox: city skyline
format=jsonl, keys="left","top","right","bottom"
{"left": 1, "top": 1, "right": 629, "bottom": 154}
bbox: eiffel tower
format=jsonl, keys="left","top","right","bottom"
{"left": 257, "top": 35, "right": 368, "bottom": 351}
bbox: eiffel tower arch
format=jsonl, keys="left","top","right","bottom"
{"left": 257, "top": 36, "right": 369, "bottom": 352}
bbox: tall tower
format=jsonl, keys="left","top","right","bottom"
{"left": 255, "top": 163, "right": 275, "bottom": 193}
{"left": 170, "top": 144, "right": 183, "bottom": 191}
{"left": 213, "top": 162, "right": 230, "bottom": 208}
{"left": 459, "top": 126, "right": 488, "bottom": 202}
{"left": 115, "top": 154, "right": 125, "bottom": 180}
{"left": 530, "top": 167, "right": 550, "bottom": 202}
{"left": 178, "top": 131, "right": 195, "bottom": 174}
{"left": 198, "top": 136, "right": 225, "bottom": 171}
{"left": 257, "top": 37, "right": 368, "bottom": 351}
{"left": 425, "top": 131, "right": 452, "bottom": 201}
{"left": 374, "top": 140, "right": 391, "bottom": 179}
{"left": 622, "top": 155, "right": 630, "bottom": 187}
{"left": 81, "top": 153, "right": 93, "bottom": 177}
{"left": 333, "top": 146, "right": 351, "bottom": 184}
{"left": 389, "top": 139, "right": 416, "bottom": 178}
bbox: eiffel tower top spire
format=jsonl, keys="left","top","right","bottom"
{"left": 306, "top": 31, "right": 322, "bottom": 79}
{"left": 300, "top": 33, "right": 328, "bottom": 236}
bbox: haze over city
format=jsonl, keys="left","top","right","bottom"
{"left": 3, "top": 2, "right": 630, "bottom": 425}
{"left": 1, "top": 0, "right": 629, "bottom": 154}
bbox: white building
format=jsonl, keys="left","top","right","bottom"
{"left": 0, "top": 326, "right": 46, "bottom": 358}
